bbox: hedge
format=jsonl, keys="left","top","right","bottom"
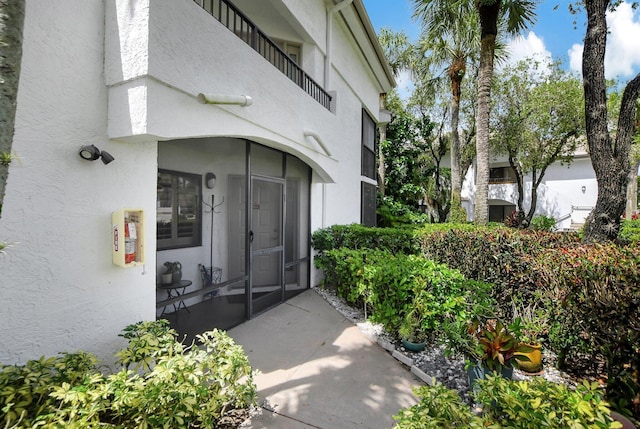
{"left": 311, "top": 223, "right": 421, "bottom": 255}
{"left": 534, "top": 244, "right": 640, "bottom": 412}
{"left": 315, "top": 248, "right": 494, "bottom": 345}
{"left": 311, "top": 223, "right": 640, "bottom": 419}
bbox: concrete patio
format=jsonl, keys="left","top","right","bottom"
{"left": 228, "top": 289, "right": 420, "bottom": 429}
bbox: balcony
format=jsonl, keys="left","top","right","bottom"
{"left": 489, "top": 167, "right": 517, "bottom": 184}
{"left": 193, "top": 0, "right": 331, "bottom": 110}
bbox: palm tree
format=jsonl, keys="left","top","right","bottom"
{"left": 474, "top": 0, "right": 536, "bottom": 225}
{"left": 377, "top": 28, "right": 414, "bottom": 78}
{"left": 412, "top": 0, "right": 536, "bottom": 224}
{"left": 412, "top": 0, "right": 480, "bottom": 222}
{"left": 0, "top": 0, "right": 26, "bottom": 219}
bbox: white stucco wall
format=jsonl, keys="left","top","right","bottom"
{"left": 0, "top": 1, "right": 157, "bottom": 365}
{"left": 105, "top": 0, "right": 388, "bottom": 228}
{"left": 1, "top": 0, "right": 391, "bottom": 363}
{"left": 462, "top": 156, "right": 598, "bottom": 229}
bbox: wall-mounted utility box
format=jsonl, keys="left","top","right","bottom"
{"left": 112, "top": 209, "right": 145, "bottom": 267}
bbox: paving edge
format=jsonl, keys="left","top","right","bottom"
{"left": 392, "top": 350, "right": 414, "bottom": 367}
{"left": 377, "top": 338, "right": 396, "bottom": 352}
{"left": 388, "top": 347, "right": 435, "bottom": 385}
{"left": 410, "top": 365, "right": 435, "bottom": 385}
{"left": 347, "top": 302, "right": 434, "bottom": 386}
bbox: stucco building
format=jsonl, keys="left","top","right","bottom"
{"left": 1, "top": 0, "right": 394, "bottom": 364}
{"left": 461, "top": 148, "right": 598, "bottom": 229}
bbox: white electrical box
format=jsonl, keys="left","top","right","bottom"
{"left": 112, "top": 209, "right": 145, "bottom": 267}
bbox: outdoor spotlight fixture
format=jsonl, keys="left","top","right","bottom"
{"left": 581, "top": 185, "right": 586, "bottom": 193}
{"left": 79, "top": 145, "right": 115, "bottom": 165}
{"left": 205, "top": 172, "right": 217, "bottom": 189}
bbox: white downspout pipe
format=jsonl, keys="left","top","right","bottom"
{"left": 325, "top": 0, "right": 353, "bottom": 89}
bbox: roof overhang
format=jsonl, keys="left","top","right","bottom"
{"left": 336, "top": 0, "right": 396, "bottom": 93}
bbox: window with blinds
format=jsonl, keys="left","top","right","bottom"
{"left": 157, "top": 170, "right": 202, "bottom": 250}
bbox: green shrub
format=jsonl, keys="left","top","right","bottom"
{"left": 478, "top": 377, "right": 622, "bottom": 428}
{"left": 376, "top": 196, "right": 431, "bottom": 227}
{"left": 314, "top": 223, "right": 639, "bottom": 417}
{"left": 311, "top": 223, "right": 420, "bottom": 255}
{"left": 0, "top": 351, "right": 98, "bottom": 427}
{"left": 530, "top": 214, "right": 558, "bottom": 231}
{"left": 0, "top": 320, "right": 256, "bottom": 428}
{"left": 417, "top": 227, "right": 580, "bottom": 318}
{"left": 315, "top": 248, "right": 494, "bottom": 344}
{"left": 620, "top": 219, "right": 640, "bottom": 244}
{"left": 116, "top": 319, "right": 182, "bottom": 371}
{"left": 535, "top": 244, "right": 640, "bottom": 418}
{"left": 394, "top": 378, "right": 623, "bottom": 428}
{"left": 393, "top": 382, "right": 482, "bottom": 428}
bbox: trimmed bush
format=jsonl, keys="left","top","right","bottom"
{"left": 394, "top": 377, "right": 622, "bottom": 428}
{"left": 0, "top": 320, "right": 256, "bottom": 428}
{"left": 315, "top": 248, "right": 494, "bottom": 344}
{"left": 311, "top": 223, "right": 421, "bottom": 255}
{"left": 313, "top": 222, "right": 639, "bottom": 417}
{"left": 535, "top": 244, "right": 640, "bottom": 415}
{"left": 417, "top": 227, "right": 581, "bottom": 316}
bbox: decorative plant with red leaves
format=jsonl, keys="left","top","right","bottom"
{"left": 469, "top": 319, "right": 531, "bottom": 372}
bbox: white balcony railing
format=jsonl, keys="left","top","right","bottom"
{"left": 193, "top": 0, "right": 332, "bottom": 110}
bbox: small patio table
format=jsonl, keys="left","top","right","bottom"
{"left": 158, "top": 280, "right": 192, "bottom": 316}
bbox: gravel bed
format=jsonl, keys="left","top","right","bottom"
{"left": 313, "top": 286, "right": 576, "bottom": 404}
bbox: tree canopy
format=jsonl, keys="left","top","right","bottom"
{"left": 490, "top": 59, "right": 585, "bottom": 227}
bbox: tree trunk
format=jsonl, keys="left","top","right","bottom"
{"left": 449, "top": 57, "right": 467, "bottom": 223}
{"left": 525, "top": 166, "right": 540, "bottom": 228}
{"left": 626, "top": 160, "right": 639, "bottom": 219}
{"left": 582, "top": 0, "right": 640, "bottom": 242}
{"left": 0, "top": 0, "right": 25, "bottom": 218}
{"left": 507, "top": 153, "right": 527, "bottom": 226}
{"left": 474, "top": 1, "right": 500, "bottom": 225}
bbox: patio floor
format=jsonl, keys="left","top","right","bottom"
{"left": 228, "top": 289, "right": 420, "bottom": 429}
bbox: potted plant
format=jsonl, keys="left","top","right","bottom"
{"left": 465, "top": 318, "right": 532, "bottom": 388}
{"left": 161, "top": 263, "right": 174, "bottom": 285}
{"left": 398, "top": 309, "right": 427, "bottom": 352}
{"left": 511, "top": 301, "right": 548, "bottom": 373}
{"left": 163, "top": 261, "right": 182, "bottom": 284}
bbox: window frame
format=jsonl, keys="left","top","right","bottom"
{"left": 361, "top": 108, "right": 377, "bottom": 180}
{"left": 157, "top": 169, "right": 203, "bottom": 251}
{"left": 360, "top": 108, "right": 378, "bottom": 226}
{"left": 361, "top": 181, "right": 377, "bottom": 227}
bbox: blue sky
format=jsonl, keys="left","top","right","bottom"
{"left": 362, "top": 0, "right": 640, "bottom": 81}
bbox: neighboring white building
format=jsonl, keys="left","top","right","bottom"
{"left": 461, "top": 149, "right": 598, "bottom": 230}
{"left": 0, "top": 0, "right": 394, "bottom": 364}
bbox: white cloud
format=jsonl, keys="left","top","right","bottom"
{"left": 605, "top": 2, "right": 640, "bottom": 77}
{"left": 506, "top": 31, "right": 553, "bottom": 65}
{"left": 568, "top": 43, "right": 583, "bottom": 74}
{"left": 503, "top": 31, "right": 553, "bottom": 77}
{"left": 395, "top": 69, "right": 414, "bottom": 100}
{"left": 569, "top": 1, "right": 640, "bottom": 79}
